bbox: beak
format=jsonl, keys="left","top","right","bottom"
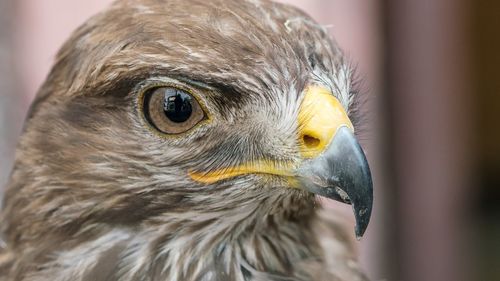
{"left": 189, "top": 86, "right": 373, "bottom": 238}
{"left": 296, "top": 86, "right": 373, "bottom": 238}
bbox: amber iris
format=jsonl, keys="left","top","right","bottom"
{"left": 143, "top": 87, "right": 205, "bottom": 135}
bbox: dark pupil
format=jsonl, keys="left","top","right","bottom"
{"left": 163, "top": 88, "right": 193, "bottom": 123}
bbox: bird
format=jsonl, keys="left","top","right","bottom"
{"left": 0, "top": 0, "right": 373, "bottom": 280}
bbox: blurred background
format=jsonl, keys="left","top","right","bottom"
{"left": 0, "top": 0, "right": 498, "bottom": 280}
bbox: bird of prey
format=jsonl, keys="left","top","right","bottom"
{"left": 0, "top": 0, "right": 373, "bottom": 280}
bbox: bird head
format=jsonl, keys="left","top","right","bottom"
{"left": 2, "top": 0, "right": 372, "bottom": 247}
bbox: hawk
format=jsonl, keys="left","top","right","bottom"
{"left": 0, "top": 0, "right": 373, "bottom": 280}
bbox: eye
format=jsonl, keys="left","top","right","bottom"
{"left": 143, "top": 87, "right": 206, "bottom": 134}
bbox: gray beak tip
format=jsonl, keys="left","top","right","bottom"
{"left": 354, "top": 205, "right": 372, "bottom": 239}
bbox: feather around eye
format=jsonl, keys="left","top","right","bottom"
{"left": 142, "top": 86, "right": 207, "bottom": 135}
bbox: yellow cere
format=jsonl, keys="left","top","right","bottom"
{"left": 298, "top": 85, "right": 353, "bottom": 158}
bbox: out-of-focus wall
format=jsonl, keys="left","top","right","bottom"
{"left": 472, "top": 1, "right": 500, "bottom": 279}
{"left": 384, "top": 0, "right": 472, "bottom": 280}
{"left": 0, "top": 1, "right": 22, "bottom": 197}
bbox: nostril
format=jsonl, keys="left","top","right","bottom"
{"left": 302, "top": 134, "right": 321, "bottom": 149}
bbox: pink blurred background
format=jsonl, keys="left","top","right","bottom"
{"left": 1, "top": 0, "right": 497, "bottom": 280}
